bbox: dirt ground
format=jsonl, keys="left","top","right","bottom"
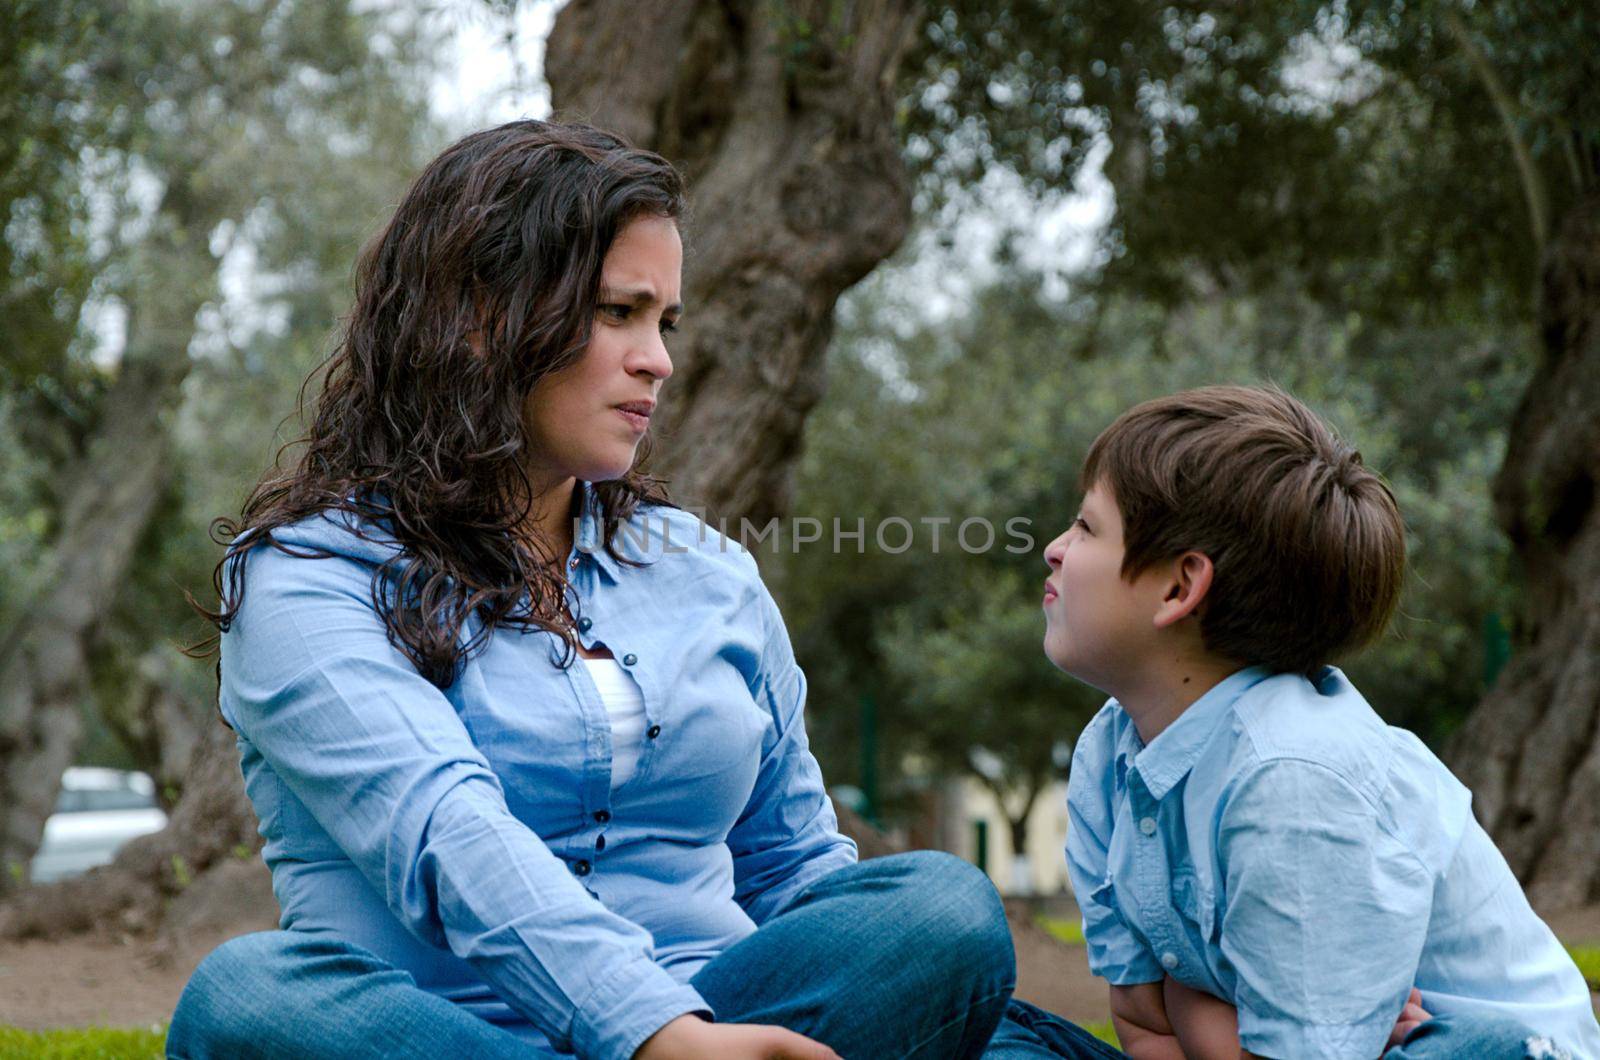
{"left": 1, "top": 895, "right": 1595, "bottom": 1036}
{"left": 0, "top": 907, "right": 1106, "bottom": 1034}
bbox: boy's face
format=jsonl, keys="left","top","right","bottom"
{"left": 1041, "top": 481, "right": 1172, "bottom": 692}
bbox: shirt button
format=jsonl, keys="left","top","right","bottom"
{"left": 622, "top": 653, "right": 638, "bottom": 667}
{"left": 569, "top": 556, "right": 580, "bottom": 570}
{"left": 1139, "top": 816, "right": 1158, "bottom": 836}
{"left": 577, "top": 617, "right": 592, "bottom": 632}
{"left": 646, "top": 724, "right": 661, "bottom": 739}
{"left": 1160, "top": 951, "right": 1179, "bottom": 971}
{"left": 593, "top": 810, "right": 610, "bottom": 824}
{"left": 573, "top": 860, "right": 591, "bottom": 877}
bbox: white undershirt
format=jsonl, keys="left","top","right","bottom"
{"left": 580, "top": 657, "right": 646, "bottom": 788}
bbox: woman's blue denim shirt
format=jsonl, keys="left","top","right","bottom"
{"left": 1065, "top": 666, "right": 1600, "bottom": 1059}
{"left": 219, "top": 483, "right": 857, "bottom": 1059}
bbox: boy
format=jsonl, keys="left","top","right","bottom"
{"left": 1043, "top": 386, "right": 1600, "bottom": 1059}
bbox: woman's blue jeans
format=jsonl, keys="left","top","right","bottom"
{"left": 168, "top": 851, "right": 1110, "bottom": 1059}
{"left": 166, "top": 850, "right": 1554, "bottom": 1059}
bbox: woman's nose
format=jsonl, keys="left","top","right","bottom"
{"left": 636, "top": 330, "right": 673, "bottom": 381}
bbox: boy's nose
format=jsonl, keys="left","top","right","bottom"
{"left": 1043, "top": 535, "right": 1067, "bottom": 568}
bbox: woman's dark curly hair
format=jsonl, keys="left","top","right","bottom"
{"left": 186, "top": 119, "right": 684, "bottom": 689}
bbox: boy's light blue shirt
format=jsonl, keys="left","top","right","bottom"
{"left": 219, "top": 483, "right": 857, "bottom": 1060}
{"left": 1066, "top": 665, "right": 1600, "bottom": 1060}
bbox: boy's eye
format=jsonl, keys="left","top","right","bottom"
{"left": 660, "top": 318, "right": 679, "bottom": 335}
{"left": 1072, "top": 516, "right": 1090, "bottom": 533}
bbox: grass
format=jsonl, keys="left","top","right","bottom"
{"left": 1567, "top": 944, "right": 1600, "bottom": 991}
{"left": 0, "top": 1025, "right": 165, "bottom": 1059}
{"left": 1082, "top": 1019, "right": 1120, "bottom": 1045}
{"left": 1035, "top": 913, "right": 1086, "bottom": 946}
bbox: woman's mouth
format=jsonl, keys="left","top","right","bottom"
{"left": 615, "top": 401, "right": 654, "bottom": 433}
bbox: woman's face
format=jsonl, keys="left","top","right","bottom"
{"left": 521, "top": 214, "right": 682, "bottom": 489}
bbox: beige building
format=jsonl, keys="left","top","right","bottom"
{"left": 934, "top": 777, "right": 1073, "bottom": 896}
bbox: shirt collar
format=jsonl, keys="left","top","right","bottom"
{"left": 1117, "top": 665, "right": 1272, "bottom": 800}
{"left": 571, "top": 480, "right": 621, "bottom": 579}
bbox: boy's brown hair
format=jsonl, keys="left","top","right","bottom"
{"left": 1081, "top": 384, "right": 1406, "bottom": 675}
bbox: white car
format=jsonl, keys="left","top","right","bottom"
{"left": 28, "top": 766, "right": 168, "bottom": 883}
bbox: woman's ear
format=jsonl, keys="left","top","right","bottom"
{"left": 1152, "top": 551, "right": 1215, "bottom": 629}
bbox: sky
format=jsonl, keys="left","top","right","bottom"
{"left": 432, "top": 0, "right": 558, "bottom": 129}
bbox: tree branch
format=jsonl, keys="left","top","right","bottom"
{"left": 1445, "top": 9, "right": 1549, "bottom": 252}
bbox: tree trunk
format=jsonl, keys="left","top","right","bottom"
{"left": 545, "top": 0, "right": 922, "bottom": 524}
{"left": 0, "top": 203, "right": 214, "bottom": 891}
{"left": 973, "top": 771, "right": 1041, "bottom": 895}
{"left": 1448, "top": 190, "right": 1600, "bottom": 910}
{"left": 1007, "top": 813, "right": 1030, "bottom": 861}
{"left": 96, "top": 644, "right": 210, "bottom": 813}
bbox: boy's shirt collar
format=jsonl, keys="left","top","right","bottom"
{"left": 1113, "top": 665, "right": 1273, "bottom": 800}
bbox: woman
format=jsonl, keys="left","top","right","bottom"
{"left": 168, "top": 119, "right": 1115, "bottom": 1059}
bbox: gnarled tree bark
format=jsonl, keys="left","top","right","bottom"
{"left": 1448, "top": 190, "right": 1600, "bottom": 910}
{"left": 546, "top": 0, "right": 922, "bottom": 524}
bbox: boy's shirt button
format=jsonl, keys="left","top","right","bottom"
{"left": 1160, "top": 951, "right": 1179, "bottom": 971}
{"left": 1139, "top": 816, "right": 1158, "bottom": 835}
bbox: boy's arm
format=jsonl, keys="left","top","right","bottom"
{"left": 1160, "top": 977, "right": 1426, "bottom": 1060}
{"left": 1216, "top": 760, "right": 1433, "bottom": 1058}
{"left": 1109, "top": 983, "right": 1184, "bottom": 1060}
{"left": 1162, "top": 976, "right": 1243, "bottom": 1059}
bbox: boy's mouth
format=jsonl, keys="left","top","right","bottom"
{"left": 1043, "top": 579, "right": 1059, "bottom": 604}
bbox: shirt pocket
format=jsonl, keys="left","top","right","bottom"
{"left": 1171, "top": 866, "right": 1219, "bottom": 944}
{"left": 1089, "top": 874, "right": 1145, "bottom": 940}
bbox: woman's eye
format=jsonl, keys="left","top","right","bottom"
{"left": 600, "top": 304, "right": 631, "bottom": 321}
{"left": 660, "top": 318, "right": 679, "bottom": 335}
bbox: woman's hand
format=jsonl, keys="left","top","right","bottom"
{"left": 633, "top": 1015, "right": 842, "bottom": 1060}
{"left": 1384, "top": 987, "right": 1431, "bottom": 1053}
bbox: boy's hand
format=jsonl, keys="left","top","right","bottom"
{"left": 1383, "top": 988, "right": 1431, "bottom": 1052}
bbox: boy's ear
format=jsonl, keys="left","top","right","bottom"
{"left": 1152, "top": 551, "right": 1215, "bottom": 630}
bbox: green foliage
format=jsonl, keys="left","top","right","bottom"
{"left": 785, "top": 0, "right": 1585, "bottom": 833}
{"left": 789, "top": 255, "right": 1522, "bottom": 824}
{"left": 0, "top": 1025, "right": 165, "bottom": 1059}
{"left": 902, "top": 1, "right": 1594, "bottom": 325}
